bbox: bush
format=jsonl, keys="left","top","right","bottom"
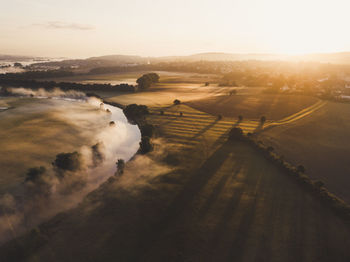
{"left": 228, "top": 127, "right": 244, "bottom": 140}
{"left": 53, "top": 152, "right": 82, "bottom": 173}
{"left": 173, "top": 99, "right": 181, "bottom": 105}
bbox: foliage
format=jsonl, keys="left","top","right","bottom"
{"left": 136, "top": 73, "right": 160, "bottom": 90}
{"left": 52, "top": 151, "right": 82, "bottom": 173}
{"left": 123, "top": 104, "right": 149, "bottom": 123}
{"left": 139, "top": 136, "right": 153, "bottom": 154}
{"left": 25, "top": 166, "right": 46, "bottom": 182}
{"left": 91, "top": 143, "right": 105, "bottom": 167}
{"left": 116, "top": 159, "right": 125, "bottom": 176}
{"left": 140, "top": 124, "right": 155, "bottom": 138}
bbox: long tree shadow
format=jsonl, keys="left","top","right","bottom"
{"left": 131, "top": 140, "right": 237, "bottom": 261}
{"left": 206, "top": 157, "right": 263, "bottom": 261}
{"left": 198, "top": 164, "right": 243, "bottom": 217}
{"left": 211, "top": 120, "right": 241, "bottom": 149}
{"left": 191, "top": 118, "right": 219, "bottom": 139}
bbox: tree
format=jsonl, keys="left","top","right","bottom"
{"left": 91, "top": 143, "right": 105, "bottom": 167}
{"left": 136, "top": 73, "right": 160, "bottom": 90}
{"left": 123, "top": 104, "right": 149, "bottom": 123}
{"left": 116, "top": 159, "right": 125, "bottom": 176}
{"left": 238, "top": 115, "right": 243, "bottom": 122}
{"left": 25, "top": 166, "right": 46, "bottom": 182}
{"left": 53, "top": 152, "right": 82, "bottom": 173}
{"left": 139, "top": 136, "right": 153, "bottom": 154}
{"left": 140, "top": 124, "right": 155, "bottom": 138}
{"left": 173, "top": 99, "right": 181, "bottom": 105}
{"left": 260, "top": 116, "right": 266, "bottom": 125}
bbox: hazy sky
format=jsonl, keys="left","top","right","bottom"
{"left": 1, "top": 0, "right": 349, "bottom": 58}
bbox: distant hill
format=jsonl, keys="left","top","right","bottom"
{"left": 86, "top": 52, "right": 350, "bottom": 64}
{"left": 22, "top": 51, "right": 350, "bottom": 71}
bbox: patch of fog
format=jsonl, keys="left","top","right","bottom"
{"left": 0, "top": 88, "right": 141, "bottom": 243}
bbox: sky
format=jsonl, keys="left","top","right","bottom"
{"left": 0, "top": 0, "right": 349, "bottom": 58}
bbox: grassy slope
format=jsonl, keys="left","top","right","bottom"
{"left": 1, "top": 104, "right": 349, "bottom": 262}
{"left": 259, "top": 101, "right": 350, "bottom": 203}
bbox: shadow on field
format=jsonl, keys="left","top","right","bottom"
{"left": 132, "top": 140, "right": 236, "bottom": 261}
{"left": 191, "top": 118, "right": 219, "bottom": 139}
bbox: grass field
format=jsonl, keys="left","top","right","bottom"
{"left": 259, "top": 101, "right": 350, "bottom": 203}
{"left": 1, "top": 103, "right": 349, "bottom": 261}
{"left": 0, "top": 97, "right": 108, "bottom": 193}
{"left": 187, "top": 94, "right": 319, "bottom": 120}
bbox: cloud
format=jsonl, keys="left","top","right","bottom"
{"left": 33, "top": 21, "right": 95, "bottom": 31}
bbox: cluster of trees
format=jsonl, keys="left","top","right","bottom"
{"left": 1, "top": 69, "right": 74, "bottom": 79}
{"left": 123, "top": 104, "right": 149, "bottom": 124}
{"left": 0, "top": 78, "right": 136, "bottom": 93}
{"left": 136, "top": 73, "right": 160, "bottom": 90}
{"left": 25, "top": 142, "right": 105, "bottom": 196}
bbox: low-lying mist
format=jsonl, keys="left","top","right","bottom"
{"left": 0, "top": 88, "right": 141, "bottom": 243}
